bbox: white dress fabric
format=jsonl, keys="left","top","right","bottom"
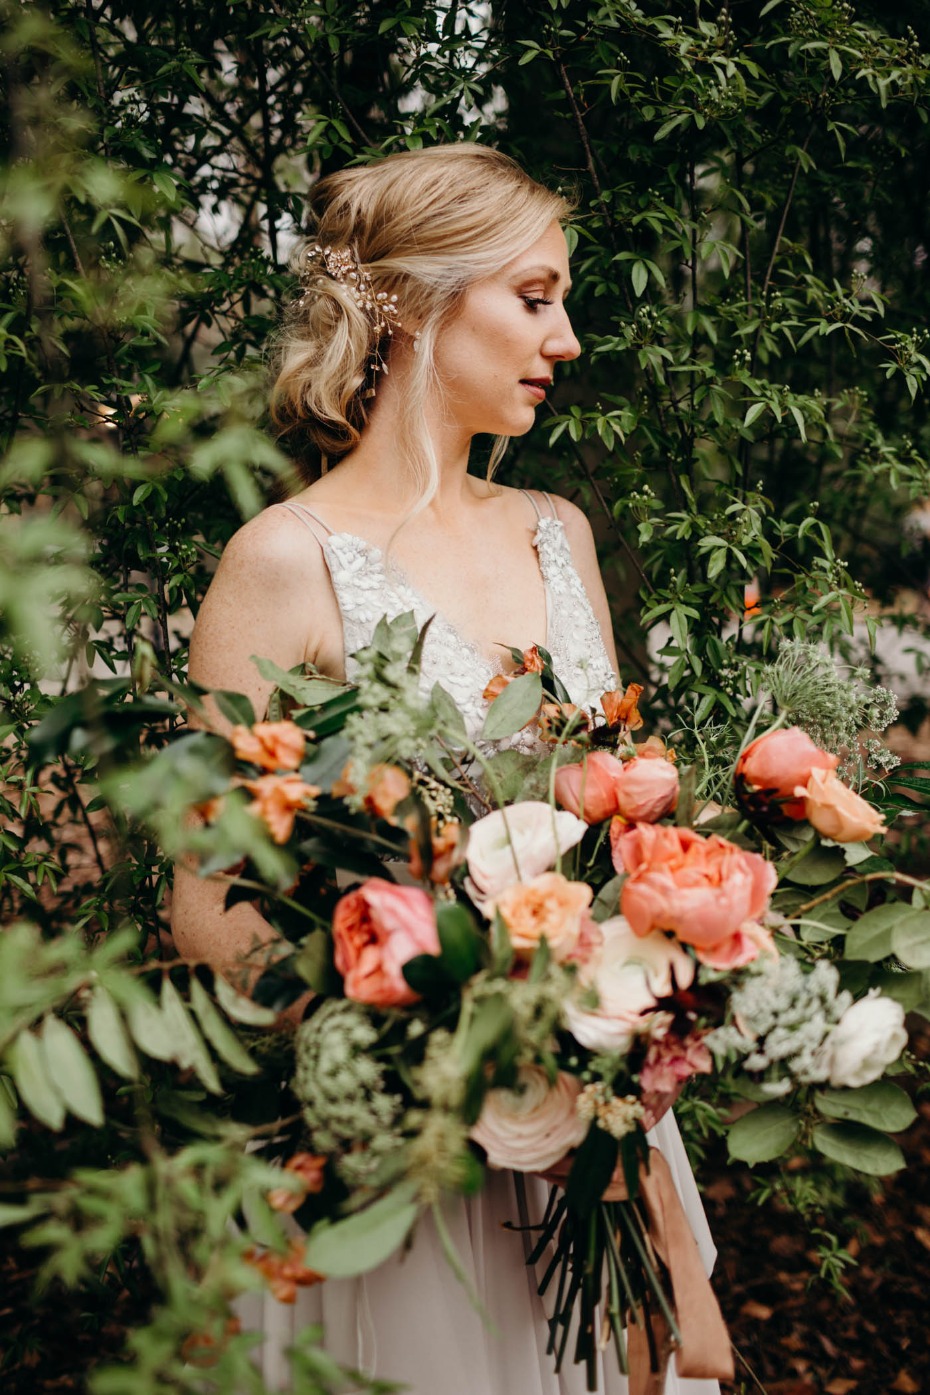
{"left": 239, "top": 492, "right": 721, "bottom": 1394}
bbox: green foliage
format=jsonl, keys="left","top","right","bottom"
{"left": 3, "top": 0, "right": 930, "bottom": 1382}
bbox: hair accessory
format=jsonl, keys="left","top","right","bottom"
{"left": 297, "top": 243, "right": 400, "bottom": 397}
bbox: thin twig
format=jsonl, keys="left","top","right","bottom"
{"left": 793, "top": 870, "right": 929, "bottom": 918}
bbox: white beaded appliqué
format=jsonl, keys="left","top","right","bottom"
{"left": 322, "top": 518, "right": 617, "bottom": 751}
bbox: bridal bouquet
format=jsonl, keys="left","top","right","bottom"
{"left": 170, "top": 616, "right": 926, "bottom": 1392}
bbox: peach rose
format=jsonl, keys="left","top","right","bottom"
{"left": 244, "top": 773, "right": 320, "bottom": 843}
{"left": 736, "top": 726, "right": 838, "bottom": 819}
{"left": 489, "top": 871, "right": 593, "bottom": 962}
{"left": 612, "top": 822, "right": 777, "bottom": 968}
{"left": 554, "top": 751, "right": 625, "bottom": 824}
{"left": 470, "top": 1066, "right": 587, "bottom": 1172}
{"left": 564, "top": 914, "right": 694, "bottom": 1053}
{"left": 795, "top": 768, "right": 886, "bottom": 843}
{"left": 332, "top": 878, "right": 440, "bottom": 1007}
{"left": 614, "top": 757, "right": 679, "bottom": 823}
{"left": 407, "top": 820, "right": 463, "bottom": 885}
{"left": 232, "top": 720, "right": 306, "bottom": 772}
{"left": 465, "top": 801, "right": 587, "bottom": 907}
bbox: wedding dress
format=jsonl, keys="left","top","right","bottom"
{"left": 237, "top": 490, "right": 722, "bottom": 1395}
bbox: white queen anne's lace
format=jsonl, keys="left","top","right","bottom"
{"left": 320, "top": 511, "right": 617, "bottom": 753}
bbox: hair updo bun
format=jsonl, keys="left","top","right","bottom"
{"left": 269, "top": 144, "right": 572, "bottom": 501}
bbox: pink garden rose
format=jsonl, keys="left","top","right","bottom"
{"left": 332, "top": 878, "right": 440, "bottom": 1007}
{"left": 465, "top": 801, "right": 587, "bottom": 906}
{"left": 563, "top": 914, "right": 695, "bottom": 1053}
{"left": 470, "top": 1066, "right": 587, "bottom": 1171}
{"left": 611, "top": 822, "right": 777, "bottom": 969}
{"left": 613, "top": 757, "right": 679, "bottom": 823}
{"left": 554, "top": 751, "right": 626, "bottom": 824}
{"left": 736, "top": 726, "right": 838, "bottom": 819}
{"left": 639, "top": 1031, "right": 714, "bottom": 1096}
{"left": 795, "top": 768, "right": 886, "bottom": 844}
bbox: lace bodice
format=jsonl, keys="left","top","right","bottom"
{"left": 279, "top": 492, "right": 617, "bottom": 750}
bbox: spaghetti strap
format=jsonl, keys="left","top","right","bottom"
{"left": 276, "top": 499, "right": 333, "bottom": 547}
{"left": 540, "top": 490, "right": 559, "bottom": 520}
{"left": 519, "top": 488, "right": 543, "bottom": 522}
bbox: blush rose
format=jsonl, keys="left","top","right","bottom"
{"left": 332, "top": 878, "right": 440, "bottom": 1007}
{"left": 470, "top": 1066, "right": 587, "bottom": 1172}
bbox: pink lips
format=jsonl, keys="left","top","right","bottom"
{"left": 520, "top": 378, "right": 551, "bottom": 403}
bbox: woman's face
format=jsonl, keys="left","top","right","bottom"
{"left": 431, "top": 221, "right": 581, "bottom": 440}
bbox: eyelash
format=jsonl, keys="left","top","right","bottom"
{"left": 521, "top": 295, "right": 554, "bottom": 312}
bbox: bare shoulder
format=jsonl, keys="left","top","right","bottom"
{"left": 214, "top": 503, "right": 330, "bottom": 591}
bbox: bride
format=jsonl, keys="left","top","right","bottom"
{"left": 172, "top": 144, "right": 721, "bottom": 1395}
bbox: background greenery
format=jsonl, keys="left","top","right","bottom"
{"left": 2, "top": 0, "right": 930, "bottom": 1389}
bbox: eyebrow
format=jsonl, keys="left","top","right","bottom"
{"left": 511, "top": 263, "right": 573, "bottom": 296}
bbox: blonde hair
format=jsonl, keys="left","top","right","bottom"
{"left": 269, "top": 145, "right": 572, "bottom": 509}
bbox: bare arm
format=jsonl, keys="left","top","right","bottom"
{"left": 171, "top": 507, "right": 342, "bottom": 987}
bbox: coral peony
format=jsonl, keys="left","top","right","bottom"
{"left": 489, "top": 871, "right": 593, "bottom": 962}
{"left": 465, "top": 801, "right": 587, "bottom": 906}
{"left": 614, "top": 757, "right": 679, "bottom": 824}
{"left": 795, "top": 768, "right": 886, "bottom": 843}
{"left": 554, "top": 751, "right": 625, "bottom": 824}
{"left": 612, "top": 822, "right": 777, "bottom": 968}
{"left": 244, "top": 773, "right": 320, "bottom": 843}
{"left": 332, "top": 878, "right": 440, "bottom": 1007}
{"left": 231, "top": 720, "right": 306, "bottom": 772}
{"left": 736, "top": 726, "right": 838, "bottom": 819}
{"left": 470, "top": 1066, "right": 587, "bottom": 1172}
{"left": 564, "top": 914, "right": 695, "bottom": 1053}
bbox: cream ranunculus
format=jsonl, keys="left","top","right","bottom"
{"left": 564, "top": 915, "right": 695, "bottom": 1053}
{"left": 823, "top": 991, "right": 908, "bottom": 1088}
{"left": 464, "top": 801, "right": 587, "bottom": 908}
{"left": 469, "top": 1066, "right": 588, "bottom": 1171}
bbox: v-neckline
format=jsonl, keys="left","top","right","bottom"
{"left": 322, "top": 524, "right": 555, "bottom": 676}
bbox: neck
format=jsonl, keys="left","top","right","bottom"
{"left": 323, "top": 352, "right": 484, "bottom": 519}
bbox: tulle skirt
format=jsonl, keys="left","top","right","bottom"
{"left": 236, "top": 1112, "right": 721, "bottom": 1395}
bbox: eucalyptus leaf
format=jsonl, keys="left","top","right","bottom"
{"left": 726, "top": 1102, "right": 799, "bottom": 1164}
{"left": 253, "top": 656, "right": 350, "bottom": 708}
{"left": 786, "top": 846, "right": 847, "bottom": 887}
{"left": 814, "top": 1082, "right": 916, "bottom": 1133}
{"left": 160, "top": 977, "right": 223, "bottom": 1094}
{"left": 891, "top": 910, "right": 930, "bottom": 969}
{"left": 213, "top": 974, "right": 278, "bottom": 1026}
{"left": 126, "top": 993, "right": 178, "bottom": 1061}
{"left": 812, "top": 1122, "right": 905, "bottom": 1175}
{"left": 304, "top": 1183, "right": 421, "bottom": 1277}
{"left": 845, "top": 903, "right": 912, "bottom": 962}
{"left": 189, "top": 975, "right": 259, "bottom": 1077}
{"left": 480, "top": 672, "right": 542, "bottom": 741}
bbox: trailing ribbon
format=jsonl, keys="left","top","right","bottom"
{"left": 626, "top": 1147, "right": 734, "bottom": 1395}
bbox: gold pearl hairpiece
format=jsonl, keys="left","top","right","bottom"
{"left": 297, "top": 243, "right": 401, "bottom": 397}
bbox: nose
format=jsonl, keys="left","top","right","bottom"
{"left": 546, "top": 302, "right": 581, "bottom": 363}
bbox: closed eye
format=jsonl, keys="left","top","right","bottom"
{"left": 522, "top": 295, "right": 554, "bottom": 312}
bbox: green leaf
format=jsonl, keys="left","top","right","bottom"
{"left": 213, "top": 689, "right": 256, "bottom": 728}
{"left": 0, "top": 1201, "right": 45, "bottom": 1228}
{"left": 631, "top": 260, "right": 648, "bottom": 298}
{"left": 0, "top": 1084, "right": 17, "bottom": 1149}
{"left": 253, "top": 656, "right": 350, "bottom": 708}
{"left": 786, "top": 845, "right": 847, "bottom": 887}
{"left": 726, "top": 1102, "right": 799, "bottom": 1164}
{"left": 844, "top": 903, "right": 909, "bottom": 962}
{"left": 891, "top": 910, "right": 930, "bottom": 969}
{"left": 160, "top": 978, "right": 222, "bottom": 1094}
{"left": 743, "top": 401, "right": 767, "bottom": 429}
{"left": 812, "top": 1122, "right": 905, "bottom": 1175}
{"left": 87, "top": 986, "right": 139, "bottom": 1080}
{"left": 189, "top": 975, "right": 259, "bottom": 1076}
{"left": 436, "top": 903, "right": 483, "bottom": 983}
{"left": 304, "top": 1183, "right": 421, "bottom": 1277}
{"left": 213, "top": 974, "right": 277, "bottom": 1025}
{"left": 480, "top": 672, "right": 542, "bottom": 741}
{"left": 8, "top": 1029, "right": 65, "bottom": 1131}
{"left": 591, "top": 874, "right": 623, "bottom": 923}
{"left": 566, "top": 1123, "right": 618, "bottom": 1218}
{"left": 814, "top": 1082, "right": 916, "bottom": 1133}
{"left": 41, "top": 1017, "right": 104, "bottom": 1127}
{"left": 126, "top": 992, "right": 177, "bottom": 1060}
{"left": 292, "top": 930, "right": 341, "bottom": 996}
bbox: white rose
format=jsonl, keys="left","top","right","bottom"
{"left": 469, "top": 1066, "right": 588, "bottom": 1171}
{"left": 465, "top": 801, "right": 587, "bottom": 908}
{"left": 824, "top": 991, "right": 908, "bottom": 1089}
{"left": 564, "top": 915, "right": 695, "bottom": 1053}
